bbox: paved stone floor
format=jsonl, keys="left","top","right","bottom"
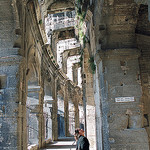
{"left": 40, "top": 137, "right": 76, "bottom": 150}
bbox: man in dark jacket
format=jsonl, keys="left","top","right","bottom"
{"left": 74, "top": 129, "right": 90, "bottom": 150}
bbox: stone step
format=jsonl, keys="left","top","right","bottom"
{"left": 41, "top": 139, "right": 76, "bottom": 150}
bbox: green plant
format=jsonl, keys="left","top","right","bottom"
{"left": 79, "top": 30, "right": 84, "bottom": 38}
{"left": 83, "top": 35, "right": 86, "bottom": 48}
{"left": 78, "top": 61, "right": 82, "bottom": 67}
{"left": 39, "top": 19, "right": 42, "bottom": 25}
{"left": 78, "top": 49, "right": 84, "bottom": 67}
{"left": 77, "top": 7, "right": 82, "bottom": 15}
{"left": 80, "top": 55, "right": 83, "bottom": 62}
{"left": 88, "top": 56, "right": 96, "bottom": 74}
{"left": 82, "top": 11, "right": 86, "bottom": 19}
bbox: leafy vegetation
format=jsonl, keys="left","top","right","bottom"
{"left": 88, "top": 56, "right": 96, "bottom": 74}
{"left": 38, "top": 19, "right": 42, "bottom": 25}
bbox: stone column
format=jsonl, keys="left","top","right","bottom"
{"left": 93, "top": 56, "right": 103, "bottom": 150}
{"left": 62, "top": 51, "right": 69, "bottom": 74}
{"left": 64, "top": 82, "right": 69, "bottom": 136}
{"left": 51, "top": 32, "right": 58, "bottom": 60}
{"left": 83, "top": 48, "right": 96, "bottom": 150}
{"left": 72, "top": 64, "right": 79, "bottom": 85}
{"left": 52, "top": 75, "right": 58, "bottom": 141}
{"left": 74, "top": 89, "right": 80, "bottom": 129}
{"left": 74, "top": 104, "right": 79, "bottom": 129}
{"left": 0, "top": 57, "right": 23, "bottom": 150}
{"left": 39, "top": 79, "right": 45, "bottom": 148}
{"left": 0, "top": 1, "right": 24, "bottom": 150}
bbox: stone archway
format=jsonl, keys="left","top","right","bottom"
{"left": 26, "top": 47, "right": 41, "bottom": 149}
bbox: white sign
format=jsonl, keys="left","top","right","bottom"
{"left": 115, "top": 97, "right": 134, "bottom": 102}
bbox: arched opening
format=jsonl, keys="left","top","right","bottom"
{"left": 26, "top": 64, "right": 39, "bottom": 148}
{"left": 43, "top": 78, "right": 53, "bottom": 141}
{"left": 26, "top": 47, "right": 41, "bottom": 149}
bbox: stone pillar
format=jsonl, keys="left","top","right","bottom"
{"left": 64, "top": 82, "right": 69, "bottom": 136}
{"left": 74, "top": 90, "right": 80, "bottom": 129}
{"left": 72, "top": 64, "right": 79, "bottom": 85}
{"left": 0, "top": 0, "right": 24, "bottom": 150}
{"left": 68, "top": 98, "right": 75, "bottom": 135}
{"left": 95, "top": 55, "right": 110, "bottom": 150}
{"left": 0, "top": 57, "right": 23, "bottom": 150}
{"left": 17, "top": 61, "right": 28, "bottom": 150}
{"left": 93, "top": 57, "right": 103, "bottom": 150}
{"left": 97, "top": 49, "right": 149, "bottom": 150}
{"left": 51, "top": 32, "right": 58, "bottom": 60}
{"left": 52, "top": 75, "right": 58, "bottom": 141}
{"left": 39, "top": 81, "right": 45, "bottom": 148}
{"left": 62, "top": 51, "right": 69, "bottom": 74}
{"left": 83, "top": 48, "right": 96, "bottom": 150}
{"left": 74, "top": 104, "right": 79, "bottom": 129}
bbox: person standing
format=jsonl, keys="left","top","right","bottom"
{"left": 74, "top": 129, "right": 90, "bottom": 150}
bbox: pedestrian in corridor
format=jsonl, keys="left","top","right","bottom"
{"left": 74, "top": 128, "right": 90, "bottom": 150}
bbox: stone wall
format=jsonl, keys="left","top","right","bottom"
{"left": 92, "top": 0, "right": 150, "bottom": 149}
{"left": 96, "top": 49, "right": 149, "bottom": 149}
{"left": 0, "top": 0, "right": 20, "bottom": 149}
{"left": 136, "top": 3, "right": 150, "bottom": 147}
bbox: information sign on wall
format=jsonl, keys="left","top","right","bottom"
{"left": 115, "top": 97, "right": 134, "bottom": 102}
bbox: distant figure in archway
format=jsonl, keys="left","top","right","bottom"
{"left": 74, "top": 128, "right": 90, "bottom": 150}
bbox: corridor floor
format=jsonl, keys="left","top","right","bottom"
{"left": 40, "top": 137, "right": 76, "bottom": 150}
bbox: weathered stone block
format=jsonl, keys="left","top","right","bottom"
{"left": 110, "top": 128, "right": 149, "bottom": 149}
{"left": 4, "top": 88, "right": 17, "bottom": 96}
{"left": 5, "top": 102, "right": 18, "bottom": 116}
{"left": 0, "top": 65, "right": 19, "bottom": 76}
{"left": 109, "top": 85, "right": 142, "bottom": 99}
{"left": 129, "top": 115, "right": 142, "bottom": 129}
{"left": 110, "top": 144, "right": 149, "bottom": 150}
{"left": 0, "top": 132, "right": 17, "bottom": 147}
{"left": 109, "top": 102, "right": 141, "bottom": 114}
{"left": 108, "top": 115, "right": 128, "bottom": 130}
{"left": 1, "top": 117, "right": 17, "bottom": 132}
{"left": 7, "top": 76, "right": 17, "bottom": 88}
